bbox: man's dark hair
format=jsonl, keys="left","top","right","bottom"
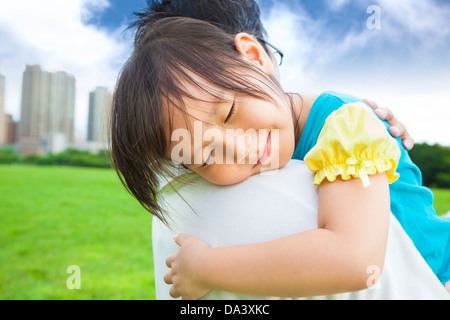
{"left": 131, "top": 0, "right": 268, "bottom": 47}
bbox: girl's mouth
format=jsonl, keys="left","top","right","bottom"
{"left": 253, "top": 131, "right": 271, "bottom": 168}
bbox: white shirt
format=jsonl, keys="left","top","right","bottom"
{"left": 153, "top": 160, "right": 449, "bottom": 300}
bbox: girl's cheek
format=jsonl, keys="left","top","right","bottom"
{"left": 240, "top": 106, "right": 274, "bottom": 127}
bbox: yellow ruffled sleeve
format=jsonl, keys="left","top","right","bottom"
{"left": 304, "top": 102, "right": 400, "bottom": 188}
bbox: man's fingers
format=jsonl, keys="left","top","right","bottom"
{"left": 402, "top": 137, "right": 414, "bottom": 151}
{"left": 166, "top": 254, "right": 174, "bottom": 268}
{"left": 374, "top": 107, "right": 395, "bottom": 122}
{"left": 389, "top": 124, "right": 414, "bottom": 150}
{"left": 164, "top": 271, "right": 173, "bottom": 285}
{"left": 364, "top": 99, "right": 395, "bottom": 122}
{"left": 174, "top": 233, "right": 187, "bottom": 246}
{"left": 362, "top": 98, "right": 378, "bottom": 110}
{"left": 389, "top": 122, "right": 407, "bottom": 138}
{"left": 388, "top": 121, "right": 406, "bottom": 137}
{"left": 169, "top": 285, "right": 181, "bottom": 299}
{"left": 389, "top": 126, "right": 401, "bottom": 137}
{"left": 362, "top": 99, "right": 414, "bottom": 150}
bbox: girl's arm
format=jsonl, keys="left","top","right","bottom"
{"left": 165, "top": 173, "right": 390, "bottom": 299}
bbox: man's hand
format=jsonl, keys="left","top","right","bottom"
{"left": 363, "top": 98, "right": 414, "bottom": 150}
{"left": 164, "top": 233, "right": 212, "bottom": 300}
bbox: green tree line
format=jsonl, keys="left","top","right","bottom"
{"left": 0, "top": 147, "right": 111, "bottom": 169}
{"left": 408, "top": 143, "right": 450, "bottom": 188}
{"left": 1, "top": 143, "right": 450, "bottom": 188}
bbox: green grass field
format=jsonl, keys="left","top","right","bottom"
{"left": 1, "top": 165, "right": 449, "bottom": 300}
{"left": 431, "top": 188, "right": 450, "bottom": 217}
{"left": 0, "top": 165, "right": 155, "bottom": 299}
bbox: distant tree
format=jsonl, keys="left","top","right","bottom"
{"left": 409, "top": 143, "right": 450, "bottom": 188}
{"left": 0, "top": 147, "right": 111, "bottom": 169}
{"left": 0, "top": 147, "right": 21, "bottom": 164}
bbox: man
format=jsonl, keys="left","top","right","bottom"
{"left": 128, "top": 1, "right": 444, "bottom": 299}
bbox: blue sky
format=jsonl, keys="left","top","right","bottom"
{"left": 83, "top": 0, "right": 147, "bottom": 29}
{"left": 85, "top": 0, "right": 369, "bottom": 31}
{"left": 1, "top": 0, "right": 449, "bottom": 145}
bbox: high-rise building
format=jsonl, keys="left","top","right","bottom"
{"left": 87, "top": 87, "right": 111, "bottom": 144}
{"left": 4, "top": 114, "right": 17, "bottom": 145}
{"left": 0, "top": 73, "right": 5, "bottom": 145}
{"left": 19, "top": 65, "right": 75, "bottom": 155}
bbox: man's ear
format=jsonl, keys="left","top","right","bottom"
{"left": 234, "top": 33, "right": 273, "bottom": 75}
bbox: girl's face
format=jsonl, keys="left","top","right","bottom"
{"left": 166, "top": 71, "right": 296, "bottom": 185}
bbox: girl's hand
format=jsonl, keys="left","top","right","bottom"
{"left": 164, "top": 233, "right": 212, "bottom": 300}
{"left": 362, "top": 98, "right": 414, "bottom": 151}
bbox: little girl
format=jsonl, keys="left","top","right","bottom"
{"left": 110, "top": 17, "right": 450, "bottom": 298}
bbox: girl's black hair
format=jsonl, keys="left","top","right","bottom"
{"left": 110, "top": 17, "right": 287, "bottom": 224}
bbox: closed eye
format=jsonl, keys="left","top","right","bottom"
{"left": 201, "top": 149, "right": 214, "bottom": 168}
{"left": 224, "top": 99, "right": 238, "bottom": 124}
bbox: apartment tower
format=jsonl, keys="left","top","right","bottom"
{"left": 87, "top": 87, "right": 111, "bottom": 144}
{"left": 0, "top": 73, "right": 5, "bottom": 145}
{"left": 19, "top": 65, "right": 75, "bottom": 154}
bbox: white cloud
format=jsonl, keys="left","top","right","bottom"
{"left": 0, "top": 0, "right": 131, "bottom": 141}
{"left": 261, "top": 0, "right": 450, "bottom": 145}
{"left": 325, "top": 0, "right": 350, "bottom": 11}
{"left": 377, "top": 0, "right": 450, "bottom": 38}
{"left": 80, "top": 0, "right": 110, "bottom": 23}
{"left": 261, "top": 2, "right": 373, "bottom": 90}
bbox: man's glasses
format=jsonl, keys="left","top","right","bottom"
{"left": 256, "top": 37, "right": 284, "bottom": 66}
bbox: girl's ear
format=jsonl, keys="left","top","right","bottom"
{"left": 234, "top": 33, "right": 273, "bottom": 76}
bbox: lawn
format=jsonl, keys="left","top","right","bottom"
{"left": 431, "top": 188, "right": 450, "bottom": 217}
{"left": 0, "top": 165, "right": 155, "bottom": 299}
{"left": 1, "top": 165, "right": 449, "bottom": 300}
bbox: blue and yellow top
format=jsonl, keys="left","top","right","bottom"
{"left": 293, "top": 91, "right": 450, "bottom": 284}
